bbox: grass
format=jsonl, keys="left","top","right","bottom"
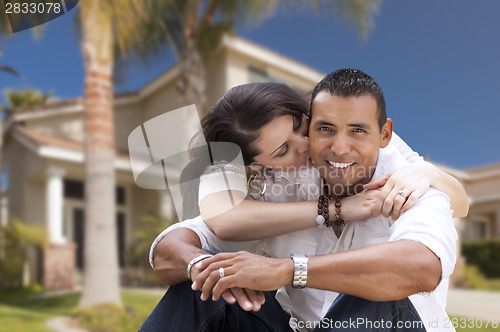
{"left": 1, "top": 289, "right": 499, "bottom": 332}
{"left": 452, "top": 317, "right": 500, "bottom": 332}
{"left": 0, "top": 290, "right": 162, "bottom": 332}
{"left": 486, "top": 278, "right": 500, "bottom": 292}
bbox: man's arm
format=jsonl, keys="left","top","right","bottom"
{"left": 152, "top": 227, "right": 266, "bottom": 311}
{"left": 152, "top": 228, "right": 206, "bottom": 285}
{"left": 193, "top": 240, "right": 441, "bottom": 302}
{"left": 306, "top": 240, "right": 441, "bottom": 301}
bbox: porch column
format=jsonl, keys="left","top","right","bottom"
{"left": 453, "top": 217, "right": 465, "bottom": 257}
{"left": 45, "top": 167, "right": 66, "bottom": 243}
{"left": 159, "top": 190, "right": 175, "bottom": 220}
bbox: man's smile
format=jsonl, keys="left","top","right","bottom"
{"left": 327, "top": 160, "right": 355, "bottom": 170}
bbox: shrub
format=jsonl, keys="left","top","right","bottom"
{"left": 461, "top": 240, "right": 500, "bottom": 278}
{"left": 0, "top": 219, "right": 47, "bottom": 289}
{"left": 453, "top": 263, "right": 487, "bottom": 289}
{"left": 123, "top": 214, "right": 175, "bottom": 286}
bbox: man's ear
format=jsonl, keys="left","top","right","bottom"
{"left": 380, "top": 118, "right": 393, "bottom": 148}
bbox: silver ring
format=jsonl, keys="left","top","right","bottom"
{"left": 397, "top": 190, "right": 407, "bottom": 199}
{"left": 218, "top": 267, "right": 225, "bottom": 278}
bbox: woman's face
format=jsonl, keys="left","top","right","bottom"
{"left": 252, "top": 114, "right": 310, "bottom": 170}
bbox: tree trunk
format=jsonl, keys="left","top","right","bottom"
{"left": 78, "top": 2, "right": 121, "bottom": 307}
{"left": 177, "top": 39, "right": 206, "bottom": 113}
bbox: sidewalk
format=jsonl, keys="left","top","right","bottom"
{"left": 447, "top": 288, "right": 500, "bottom": 320}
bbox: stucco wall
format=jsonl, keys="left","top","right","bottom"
{"left": 25, "top": 111, "right": 84, "bottom": 143}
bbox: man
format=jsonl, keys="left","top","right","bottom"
{"left": 141, "top": 69, "right": 457, "bottom": 332}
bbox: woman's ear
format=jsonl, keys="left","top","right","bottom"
{"left": 249, "top": 162, "right": 263, "bottom": 171}
{"left": 380, "top": 118, "right": 393, "bottom": 148}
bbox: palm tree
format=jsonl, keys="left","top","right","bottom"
{"left": 133, "top": 0, "right": 382, "bottom": 113}
{"left": 3, "top": 88, "right": 51, "bottom": 115}
{"left": 0, "top": 46, "right": 22, "bottom": 205}
{"left": 77, "top": 0, "right": 150, "bottom": 307}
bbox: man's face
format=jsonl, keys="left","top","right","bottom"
{"left": 309, "top": 92, "right": 392, "bottom": 196}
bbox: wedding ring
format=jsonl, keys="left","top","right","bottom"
{"left": 218, "top": 267, "right": 225, "bottom": 278}
{"left": 397, "top": 190, "right": 407, "bottom": 199}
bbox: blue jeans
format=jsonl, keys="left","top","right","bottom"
{"left": 139, "top": 282, "right": 425, "bottom": 332}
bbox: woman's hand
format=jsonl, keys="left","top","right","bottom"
{"left": 337, "top": 189, "right": 381, "bottom": 221}
{"left": 366, "top": 161, "right": 434, "bottom": 220}
{"left": 190, "top": 255, "right": 266, "bottom": 311}
{"left": 192, "top": 252, "right": 290, "bottom": 303}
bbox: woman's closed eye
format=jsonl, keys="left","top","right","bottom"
{"left": 276, "top": 144, "right": 289, "bottom": 157}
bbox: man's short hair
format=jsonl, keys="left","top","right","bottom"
{"left": 309, "top": 69, "right": 387, "bottom": 131}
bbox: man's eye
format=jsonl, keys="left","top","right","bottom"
{"left": 353, "top": 128, "right": 365, "bottom": 133}
{"left": 318, "top": 126, "right": 332, "bottom": 131}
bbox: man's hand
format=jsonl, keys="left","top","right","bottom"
{"left": 190, "top": 255, "right": 266, "bottom": 311}
{"left": 192, "top": 251, "right": 292, "bottom": 303}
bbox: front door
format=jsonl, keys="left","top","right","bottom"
{"left": 72, "top": 208, "right": 126, "bottom": 269}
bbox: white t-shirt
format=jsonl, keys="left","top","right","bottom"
{"left": 150, "top": 133, "right": 456, "bottom": 332}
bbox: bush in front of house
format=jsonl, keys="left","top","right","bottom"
{"left": 123, "top": 214, "right": 176, "bottom": 286}
{"left": 0, "top": 219, "right": 47, "bottom": 290}
{"left": 462, "top": 239, "right": 500, "bottom": 278}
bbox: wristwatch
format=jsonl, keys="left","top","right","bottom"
{"left": 290, "top": 254, "right": 308, "bottom": 288}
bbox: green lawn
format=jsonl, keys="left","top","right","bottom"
{"left": 1, "top": 290, "right": 499, "bottom": 332}
{"left": 486, "top": 278, "right": 500, "bottom": 292}
{"left": 0, "top": 291, "right": 162, "bottom": 332}
{"left": 452, "top": 317, "right": 500, "bottom": 332}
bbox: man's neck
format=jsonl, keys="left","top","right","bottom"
{"left": 323, "top": 181, "right": 366, "bottom": 198}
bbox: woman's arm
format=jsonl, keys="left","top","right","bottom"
{"left": 366, "top": 161, "right": 469, "bottom": 219}
{"left": 367, "top": 132, "right": 469, "bottom": 219}
{"left": 201, "top": 189, "right": 379, "bottom": 241}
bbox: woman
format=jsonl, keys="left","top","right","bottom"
{"left": 150, "top": 82, "right": 467, "bottom": 261}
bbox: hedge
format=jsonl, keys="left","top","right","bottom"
{"left": 461, "top": 239, "right": 500, "bottom": 278}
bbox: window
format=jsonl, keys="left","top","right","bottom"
{"left": 64, "top": 179, "right": 126, "bottom": 206}
{"left": 248, "top": 66, "right": 268, "bottom": 83}
{"left": 64, "top": 179, "right": 84, "bottom": 199}
{"left": 470, "top": 218, "right": 489, "bottom": 239}
{"left": 116, "top": 186, "right": 126, "bottom": 205}
{"left": 247, "top": 66, "right": 306, "bottom": 95}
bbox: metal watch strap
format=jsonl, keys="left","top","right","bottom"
{"left": 187, "top": 254, "right": 213, "bottom": 279}
{"left": 290, "top": 254, "right": 308, "bottom": 288}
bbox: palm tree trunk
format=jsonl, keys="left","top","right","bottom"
{"left": 177, "top": 39, "right": 206, "bottom": 113}
{"left": 78, "top": 1, "right": 121, "bottom": 307}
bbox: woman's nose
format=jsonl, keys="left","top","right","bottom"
{"left": 297, "top": 135, "right": 309, "bottom": 154}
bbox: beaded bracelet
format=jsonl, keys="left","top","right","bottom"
{"left": 315, "top": 195, "right": 331, "bottom": 229}
{"left": 316, "top": 196, "right": 345, "bottom": 237}
{"left": 333, "top": 198, "right": 345, "bottom": 237}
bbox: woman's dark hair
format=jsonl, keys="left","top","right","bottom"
{"left": 180, "top": 82, "right": 309, "bottom": 219}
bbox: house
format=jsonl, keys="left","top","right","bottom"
{"left": 1, "top": 35, "right": 323, "bottom": 289}
{"left": 2, "top": 35, "right": 499, "bottom": 289}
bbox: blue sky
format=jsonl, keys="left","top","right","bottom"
{"left": 1, "top": 0, "right": 499, "bottom": 169}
